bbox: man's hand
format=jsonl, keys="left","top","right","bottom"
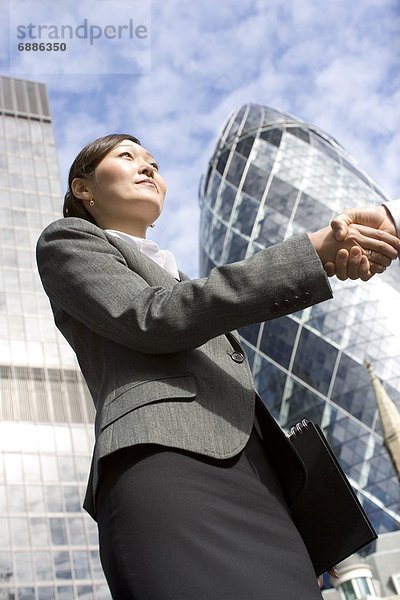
{"left": 325, "top": 206, "right": 400, "bottom": 280}
{"left": 308, "top": 221, "right": 399, "bottom": 281}
{"left": 331, "top": 206, "right": 398, "bottom": 241}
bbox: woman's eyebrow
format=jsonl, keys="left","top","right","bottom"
{"left": 116, "top": 144, "right": 156, "bottom": 162}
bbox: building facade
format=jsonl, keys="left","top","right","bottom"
{"left": 0, "top": 76, "right": 110, "bottom": 599}
{"left": 199, "top": 103, "right": 400, "bottom": 536}
{"left": 323, "top": 531, "right": 400, "bottom": 600}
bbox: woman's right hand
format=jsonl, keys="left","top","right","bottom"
{"left": 308, "top": 223, "right": 399, "bottom": 281}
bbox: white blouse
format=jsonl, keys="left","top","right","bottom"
{"left": 105, "top": 229, "right": 180, "bottom": 280}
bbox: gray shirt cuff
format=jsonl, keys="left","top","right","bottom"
{"left": 383, "top": 199, "right": 400, "bottom": 239}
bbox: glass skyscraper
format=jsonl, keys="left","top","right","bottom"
{"left": 199, "top": 103, "right": 400, "bottom": 536}
{"left": 0, "top": 76, "right": 109, "bottom": 599}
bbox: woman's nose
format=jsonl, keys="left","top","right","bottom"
{"left": 137, "top": 160, "right": 154, "bottom": 177}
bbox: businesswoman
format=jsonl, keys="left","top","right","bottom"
{"left": 36, "top": 134, "right": 398, "bottom": 600}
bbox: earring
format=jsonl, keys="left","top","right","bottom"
{"left": 89, "top": 197, "right": 95, "bottom": 207}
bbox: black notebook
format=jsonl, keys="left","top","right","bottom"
{"left": 288, "top": 420, "right": 377, "bottom": 575}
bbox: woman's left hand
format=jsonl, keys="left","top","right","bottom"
{"left": 317, "top": 566, "right": 339, "bottom": 588}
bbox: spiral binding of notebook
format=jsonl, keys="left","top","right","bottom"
{"left": 288, "top": 418, "right": 311, "bottom": 439}
{"left": 287, "top": 419, "right": 377, "bottom": 575}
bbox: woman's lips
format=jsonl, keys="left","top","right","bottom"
{"left": 136, "top": 178, "right": 157, "bottom": 189}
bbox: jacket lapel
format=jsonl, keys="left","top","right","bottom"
{"left": 104, "top": 232, "right": 180, "bottom": 288}
{"left": 105, "top": 233, "right": 243, "bottom": 349}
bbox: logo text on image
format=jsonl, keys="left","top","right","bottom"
{"left": 16, "top": 18, "right": 148, "bottom": 46}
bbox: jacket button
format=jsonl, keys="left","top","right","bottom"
{"left": 271, "top": 302, "right": 280, "bottom": 314}
{"left": 231, "top": 352, "right": 245, "bottom": 363}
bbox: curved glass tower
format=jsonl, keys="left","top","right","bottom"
{"left": 199, "top": 103, "right": 400, "bottom": 535}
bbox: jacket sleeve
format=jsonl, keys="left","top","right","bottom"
{"left": 36, "top": 218, "right": 332, "bottom": 354}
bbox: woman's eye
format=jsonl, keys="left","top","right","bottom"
{"left": 151, "top": 162, "right": 159, "bottom": 171}
{"left": 120, "top": 151, "right": 133, "bottom": 158}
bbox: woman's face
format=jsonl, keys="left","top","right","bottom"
{"left": 74, "top": 140, "right": 167, "bottom": 235}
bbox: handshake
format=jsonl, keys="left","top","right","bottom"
{"left": 309, "top": 205, "right": 400, "bottom": 281}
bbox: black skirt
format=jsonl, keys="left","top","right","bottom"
{"left": 96, "top": 425, "right": 323, "bottom": 600}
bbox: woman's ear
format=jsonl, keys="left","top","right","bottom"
{"left": 71, "top": 177, "right": 92, "bottom": 201}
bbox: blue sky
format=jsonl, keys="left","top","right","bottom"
{"left": 1, "top": 0, "right": 399, "bottom": 276}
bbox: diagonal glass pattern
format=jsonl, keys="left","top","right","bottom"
{"left": 199, "top": 102, "right": 400, "bottom": 537}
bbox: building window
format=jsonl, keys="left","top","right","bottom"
{"left": 340, "top": 576, "right": 377, "bottom": 599}
{"left": 340, "top": 580, "right": 356, "bottom": 600}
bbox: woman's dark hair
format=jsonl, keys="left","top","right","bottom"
{"left": 63, "top": 133, "right": 141, "bottom": 222}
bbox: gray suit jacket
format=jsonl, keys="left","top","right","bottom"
{"left": 36, "top": 217, "right": 332, "bottom": 519}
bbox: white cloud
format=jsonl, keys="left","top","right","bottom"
{"left": 1, "top": 0, "right": 398, "bottom": 276}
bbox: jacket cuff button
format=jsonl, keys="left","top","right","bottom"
{"left": 231, "top": 352, "right": 245, "bottom": 363}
